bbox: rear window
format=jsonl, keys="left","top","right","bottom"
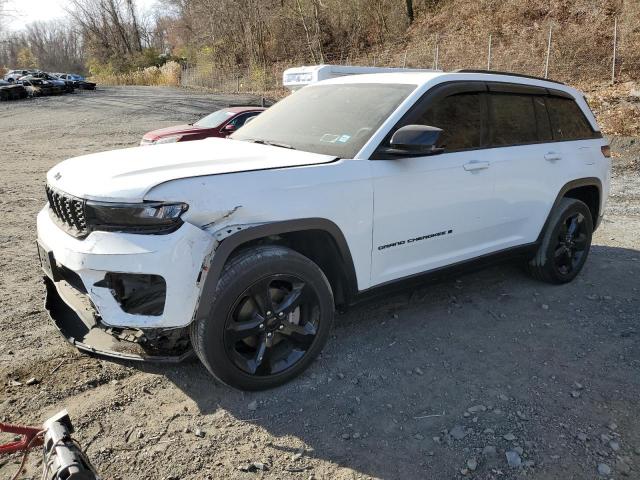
{"left": 488, "top": 94, "right": 538, "bottom": 146}
{"left": 546, "top": 97, "right": 594, "bottom": 140}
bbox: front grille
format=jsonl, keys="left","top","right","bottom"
{"left": 46, "top": 185, "right": 87, "bottom": 236}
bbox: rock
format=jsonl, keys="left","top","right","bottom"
{"left": 247, "top": 400, "right": 258, "bottom": 411}
{"left": 503, "top": 433, "right": 516, "bottom": 441}
{"left": 353, "top": 432, "right": 361, "bottom": 439}
{"left": 601, "top": 433, "right": 612, "bottom": 443}
{"left": 252, "top": 462, "right": 268, "bottom": 471}
{"left": 541, "top": 304, "right": 549, "bottom": 310}
{"left": 194, "top": 428, "right": 205, "bottom": 438}
{"left": 8, "top": 380, "right": 22, "bottom": 386}
{"left": 571, "top": 390, "right": 581, "bottom": 398}
{"left": 514, "top": 446, "right": 524, "bottom": 455}
{"left": 450, "top": 425, "right": 467, "bottom": 440}
{"left": 498, "top": 394, "right": 509, "bottom": 401}
{"left": 467, "top": 458, "right": 478, "bottom": 471}
{"left": 337, "top": 373, "right": 345, "bottom": 379}
{"left": 414, "top": 367, "right": 424, "bottom": 376}
{"left": 516, "top": 411, "right": 528, "bottom": 421}
{"left": 25, "top": 377, "right": 39, "bottom": 386}
{"left": 524, "top": 460, "right": 535, "bottom": 468}
{"left": 292, "top": 453, "right": 303, "bottom": 461}
{"left": 608, "top": 422, "right": 618, "bottom": 431}
{"left": 482, "top": 445, "right": 497, "bottom": 457}
{"left": 467, "top": 405, "right": 487, "bottom": 413}
{"left": 577, "top": 432, "right": 588, "bottom": 442}
{"left": 483, "top": 428, "right": 495, "bottom": 435}
{"left": 609, "top": 440, "right": 620, "bottom": 451}
{"left": 463, "top": 412, "right": 471, "bottom": 418}
{"left": 493, "top": 409, "right": 503, "bottom": 415}
{"left": 414, "top": 433, "right": 424, "bottom": 440}
{"left": 597, "top": 463, "right": 611, "bottom": 476}
{"left": 616, "top": 458, "right": 631, "bottom": 476}
{"left": 574, "top": 382, "right": 584, "bottom": 390}
{"left": 506, "top": 450, "right": 522, "bottom": 468}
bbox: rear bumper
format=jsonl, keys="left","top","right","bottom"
{"left": 44, "top": 276, "right": 192, "bottom": 362}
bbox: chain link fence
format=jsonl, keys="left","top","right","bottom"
{"left": 180, "top": 16, "right": 638, "bottom": 95}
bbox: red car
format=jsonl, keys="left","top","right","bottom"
{"left": 140, "top": 106, "right": 265, "bottom": 145}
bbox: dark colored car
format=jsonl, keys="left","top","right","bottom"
{"left": 0, "top": 80, "right": 28, "bottom": 100}
{"left": 140, "top": 106, "right": 265, "bottom": 145}
{"left": 19, "top": 77, "right": 64, "bottom": 97}
{"left": 55, "top": 73, "right": 96, "bottom": 90}
{"left": 28, "top": 72, "right": 75, "bottom": 93}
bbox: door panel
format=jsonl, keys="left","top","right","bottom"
{"left": 370, "top": 153, "right": 500, "bottom": 285}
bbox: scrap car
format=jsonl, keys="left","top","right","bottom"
{"left": 38, "top": 70, "right": 610, "bottom": 391}
{"left": 0, "top": 80, "right": 28, "bottom": 101}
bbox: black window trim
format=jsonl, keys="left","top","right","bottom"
{"left": 370, "top": 80, "right": 602, "bottom": 160}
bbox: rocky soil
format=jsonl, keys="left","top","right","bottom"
{"left": 0, "top": 87, "right": 638, "bottom": 480}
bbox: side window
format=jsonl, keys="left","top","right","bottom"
{"left": 533, "top": 96, "right": 552, "bottom": 142}
{"left": 228, "top": 113, "right": 252, "bottom": 127}
{"left": 546, "top": 96, "right": 593, "bottom": 140}
{"left": 418, "top": 93, "right": 482, "bottom": 151}
{"left": 488, "top": 94, "right": 538, "bottom": 146}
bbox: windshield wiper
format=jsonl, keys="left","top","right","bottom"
{"left": 247, "top": 139, "right": 295, "bottom": 150}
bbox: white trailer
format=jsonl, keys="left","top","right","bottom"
{"left": 282, "top": 64, "right": 436, "bottom": 91}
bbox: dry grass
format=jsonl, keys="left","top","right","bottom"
{"left": 90, "top": 61, "right": 182, "bottom": 86}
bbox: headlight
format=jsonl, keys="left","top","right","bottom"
{"left": 85, "top": 201, "right": 189, "bottom": 234}
{"left": 154, "top": 135, "right": 182, "bottom": 144}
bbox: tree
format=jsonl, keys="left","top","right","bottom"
{"left": 17, "top": 47, "right": 37, "bottom": 68}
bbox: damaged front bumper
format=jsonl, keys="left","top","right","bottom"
{"left": 44, "top": 276, "right": 192, "bottom": 362}
{"left": 37, "top": 207, "right": 216, "bottom": 362}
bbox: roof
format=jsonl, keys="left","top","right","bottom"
{"left": 315, "top": 70, "right": 580, "bottom": 96}
{"left": 225, "top": 106, "right": 267, "bottom": 113}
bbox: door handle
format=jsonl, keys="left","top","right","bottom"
{"left": 463, "top": 160, "right": 490, "bottom": 171}
{"left": 544, "top": 152, "right": 562, "bottom": 162}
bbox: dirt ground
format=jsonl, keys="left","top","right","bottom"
{"left": 0, "top": 87, "right": 638, "bottom": 480}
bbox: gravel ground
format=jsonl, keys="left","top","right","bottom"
{"left": 0, "top": 86, "right": 638, "bottom": 480}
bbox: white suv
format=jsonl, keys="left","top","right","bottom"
{"left": 37, "top": 70, "right": 610, "bottom": 390}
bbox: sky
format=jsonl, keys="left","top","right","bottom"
{"left": 5, "top": 0, "right": 158, "bottom": 32}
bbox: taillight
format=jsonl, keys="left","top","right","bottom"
{"left": 601, "top": 145, "right": 611, "bottom": 158}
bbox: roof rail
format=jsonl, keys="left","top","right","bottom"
{"left": 452, "top": 69, "right": 565, "bottom": 86}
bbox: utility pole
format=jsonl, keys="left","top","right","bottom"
{"left": 434, "top": 34, "right": 439, "bottom": 70}
{"left": 612, "top": 17, "right": 618, "bottom": 84}
{"left": 487, "top": 34, "right": 492, "bottom": 70}
{"left": 544, "top": 25, "right": 553, "bottom": 79}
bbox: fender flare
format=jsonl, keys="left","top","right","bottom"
{"left": 194, "top": 218, "right": 358, "bottom": 323}
{"left": 536, "top": 177, "right": 603, "bottom": 243}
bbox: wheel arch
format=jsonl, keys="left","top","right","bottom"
{"left": 194, "top": 218, "right": 358, "bottom": 323}
{"left": 537, "top": 177, "right": 602, "bottom": 243}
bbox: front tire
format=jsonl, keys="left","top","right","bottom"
{"left": 527, "top": 198, "right": 593, "bottom": 284}
{"left": 190, "top": 245, "right": 334, "bottom": 390}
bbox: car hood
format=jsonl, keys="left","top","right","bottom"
{"left": 46, "top": 137, "right": 337, "bottom": 202}
{"left": 143, "top": 124, "right": 207, "bottom": 139}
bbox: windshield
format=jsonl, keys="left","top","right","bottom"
{"left": 194, "top": 109, "right": 235, "bottom": 128}
{"left": 231, "top": 83, "right": 416, "bottom": 158}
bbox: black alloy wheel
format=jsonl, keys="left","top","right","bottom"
{"left": 552, "top": 212, "right": 589, "bottom": 276}
{"left": 224, "top": 274, "right": 319, "bottom": 376}
{"left": 527, "top": 197, "right": 593, "bottom": 284}
{"left": 190, "top": 245, "right": 334, "bottom": 390}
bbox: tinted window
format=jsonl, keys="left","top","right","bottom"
{"left": 546, "top": 97, "right": 593, "bottom": 140}
{"left": 489, "top": 94, "right": 537, "bottom": 146}
{"left": 534, "top": 96, "right": 552, "bottom": 142}
{"left": 229, "top": 112, "right": 259, "bottom": 128}
{"left": 418, "top": 93, "right": 482, "bottom": 151}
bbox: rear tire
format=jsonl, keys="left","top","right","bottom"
{"left": 527, "top": 198, "right": 593, "bottom": 284}
{"left": 190, "top": 245, "right": 334, "bottom": 390}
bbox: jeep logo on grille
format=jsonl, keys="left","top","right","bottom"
{"left": 54, "top": 172, "right": 62, "bottom": 181}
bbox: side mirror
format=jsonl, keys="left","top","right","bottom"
{"left": 386, "top": 125, "right": 444, "bottom": 156}
{"left": 223, "top": 123, "right": 236, "bottom": 132}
